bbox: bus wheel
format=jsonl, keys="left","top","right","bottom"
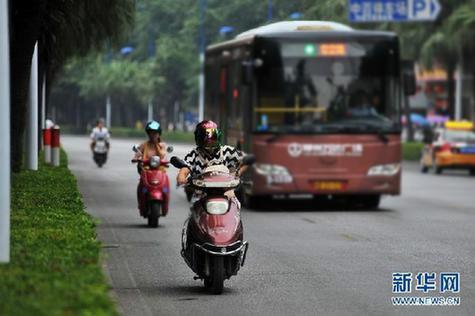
{"left": 469, "top": 168, "right": 475, "bottom": 176}
{"left": 242, "top": 193, "right": 259, "bottom": 209}
{"left": 361, "top": 195, "right": 381, "bottom": 209}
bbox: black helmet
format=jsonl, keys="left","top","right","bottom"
{"left": 145, "top": 120, "right": 162, "bottom": 135}
{"left": 194, "top": 120, "right": 222, "bottom": 152}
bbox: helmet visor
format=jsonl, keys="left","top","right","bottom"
{"left": 203, "top": 128, "right": 219, "bottom": 149}
{"left": 147, "top": 121, "right": 160, "bottom": 131}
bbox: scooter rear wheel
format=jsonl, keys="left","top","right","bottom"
{"left": 148, "top": 202, "right": 160, "bottom": 228}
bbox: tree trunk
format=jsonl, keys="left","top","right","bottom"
{"left": 10, "top": 1, "right": 44, "bottom": 172}
{"left": 446, "top": 63, "right": 456, "bottom": 119}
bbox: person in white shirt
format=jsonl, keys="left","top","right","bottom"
{"left": 90, "top": 118, "right": 110, "bottom": 152}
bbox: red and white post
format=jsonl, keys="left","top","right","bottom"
{"left": 51, "top": 125, "right": 60, "bottom": 167}
{"left": 43, "top": 127, "right": 52, "bottom": 163}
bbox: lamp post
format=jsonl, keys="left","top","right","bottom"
{"left": 198, "top": 0, "right": 207, "bottom": 122}
{"left": 105, "top": 45, "right": 112, "bottom": 128}
{"left": 219, "top": 26, "right": 234, "bottom": 40}
{"left": 268, "top": 0, "right": 273, "bottom": 22}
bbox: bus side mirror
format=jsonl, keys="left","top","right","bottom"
{"left": 402, "top": 60, "right": 416, "bottom": 96}
{"left": 242, "top": 154, "right": 256, "bottom": 166}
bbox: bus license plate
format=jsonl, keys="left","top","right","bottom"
{"left": 313, "top": 181, "right": 345, "bottom": 191}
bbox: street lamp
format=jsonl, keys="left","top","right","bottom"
{"left": 120, "top": 46, "right": 134, "bottom": 55}
{"left": 219, "top": 26, "right": 234, "bottom": 40}
{"left": 289, "top": 12, "right": 303, "bottom": 20}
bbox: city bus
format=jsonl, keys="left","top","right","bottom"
{"left": 204, "top": 21, "right": 408, "bottom": 208}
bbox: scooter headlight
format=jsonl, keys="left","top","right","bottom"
{"left": 206, "top": 198, "right": 229, "bottom": 215}
{"left": 149, "top": 156, "right": 161, "bottom": 168}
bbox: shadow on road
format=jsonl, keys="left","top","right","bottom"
{"left": 243, "top": 198, "right": 396, "bottom": 213}
{"left": 147, "top": 284, "right": 238, "bottom": 297}
{"left": 99, "top": 222, "right": 164, "bottom": 229}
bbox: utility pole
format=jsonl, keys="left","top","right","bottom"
{"left": 198, "top": 0, "right": 206, "bottom": 122}
{"left": 455, "top": 62, "right": 463, "bottom": 121}
{"left": 41, "top": 73, "right": 46, "bottom": 150}
{"left": 106, "top": 95, "right": 111, "bottom": 128}
{"left": 0, "top": 0, "right": 11, "bottom": 263}
{"left": 148, "top": 102, "right": 153, "bottom": 122}
{"left": 268, "top": 0, "right": 273, "bottom": 21}
{"left": 26, "top": 42, "right": 38, "bottom": 170}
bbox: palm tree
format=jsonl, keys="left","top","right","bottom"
{"left": 419, "top": 26, "right": 458, "bottom": 118}
{"left": 447, "top": 1, "right": 475, "bottom": 120}
{"left": 10, "top": 0, "right": 134, "bottom": 172}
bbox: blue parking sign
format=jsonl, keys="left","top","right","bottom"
{"left": 348, "top": 0, "right": 441, "bottom": 22}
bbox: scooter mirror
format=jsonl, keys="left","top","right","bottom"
{"left": 166, "top": 146, "right": 174, "bottom": 153}
{"left": 170, "top": 156, "right": 188, "bottom": 169}
{"left": 132, "top": 144, "right": 140, "bottom": 153}
{"left": 242, "top": 155, "right": 256, "bottom": 166}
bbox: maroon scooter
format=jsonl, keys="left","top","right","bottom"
{"left": 171, "top": 155, "right": 255, "bottom": 294}
{"left": 132, "top": 145, "right": 172, "bottom": 227}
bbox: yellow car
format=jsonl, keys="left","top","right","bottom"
{"left": 420, "top": 121, "right": 475, "bottom": 175}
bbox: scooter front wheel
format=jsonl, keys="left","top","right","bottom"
{"left": 209, "top": 256, "right": 224, "bottom": 294}
{"left": 148, "top": 202, "right": 160, "bottom": 228}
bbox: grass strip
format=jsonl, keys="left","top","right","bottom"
{"left": 0, "top": 150, "right": 117, "bottom": 316}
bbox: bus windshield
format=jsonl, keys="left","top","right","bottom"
{"left": 254, "top": 38, "right": 401, "bottom": 134}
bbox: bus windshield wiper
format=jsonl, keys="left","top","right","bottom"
{"left": 349, "top": 122, "right": 390, "bottom": 144}
{"left": 265, "top": 132, "right": 283, "bottom": 143}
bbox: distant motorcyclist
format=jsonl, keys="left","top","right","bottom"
{"left": 90, "top": 118, "right": 110, "bottom": 151}
{"left": 176, "top": 120, "right": 245, "bottom": 198}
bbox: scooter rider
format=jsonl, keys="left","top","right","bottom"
{"left": 133, "top": 120, "right": 167, "bottom": 209}
{"left": 176, "top": 120, "right": 246, "bottom": 198}
{"left": 133, "top": 120, "right": 167, "bottom": 163}
{"left": 90, "top": 118, "right": 110, "bottom": 151}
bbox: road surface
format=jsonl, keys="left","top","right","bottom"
{"left": 63, "top": 135, "right": 474, "bottom": 316}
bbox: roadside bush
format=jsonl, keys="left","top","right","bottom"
{"left": 0, "top": 150, "right": 117, "bottom": 316}
{"left": 403, "top": 142, "right": 424, "bottom": 161}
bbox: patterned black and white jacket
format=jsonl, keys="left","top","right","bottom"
{"left": 183, "top": 145, "right": 244, "bottom": 175}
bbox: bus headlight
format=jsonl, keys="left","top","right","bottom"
{"left": 255, "top": 164, "right": 290, "bottom": 176}
{"left": 368, "top": 163, "right": 400, "bottom": 176}
{"left": 255, "top": 164, "right": 293, "bottom": 184}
